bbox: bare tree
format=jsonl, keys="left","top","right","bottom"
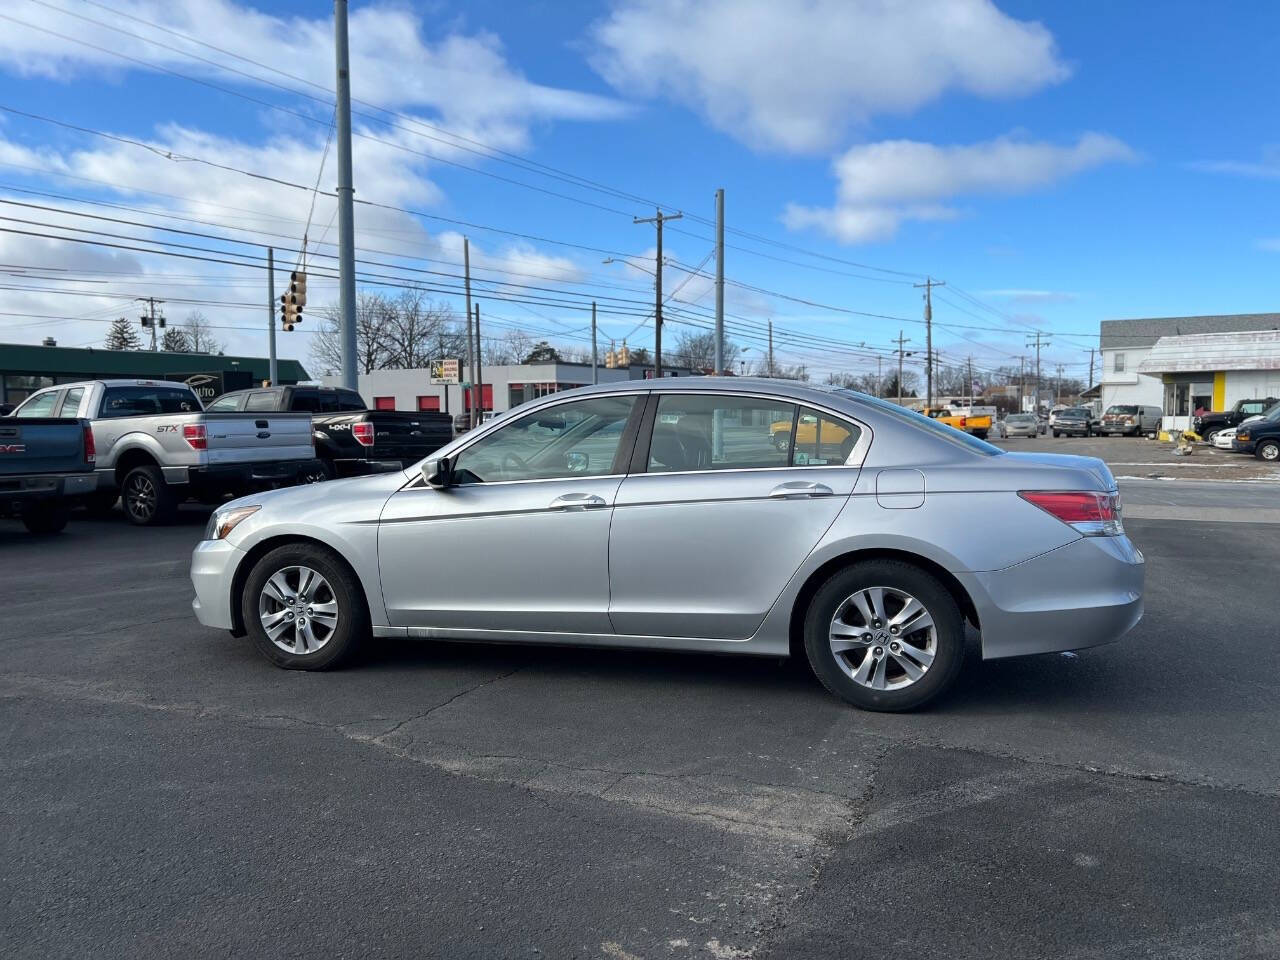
{"left": 180, "top": 310, "right": 224, "bottom": 355}
{"left": 382, "top": 290, "right": 465, "bottom": 369}
{"left": 484, "top": 328, "right": 535, "bottom": 366}
{"left": 670, "top": 330, "right": 740, "bottom": 372}
{"left": 310, "top": 292, "right": 393, "bottom": 375}
{"left": 103, "top": 316, "right": 142, "bottom": 351}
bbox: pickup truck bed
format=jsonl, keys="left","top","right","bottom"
{"left": 0, "top": 417, "right": 96, "bottom": 534}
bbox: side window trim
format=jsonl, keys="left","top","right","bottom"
{"left": 56, "top": 388, "right": 83, "bottom": 417}
{"left": 628, "top": 393, "right": 661, "bottom": 474}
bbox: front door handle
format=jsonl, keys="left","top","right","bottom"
{"left": 549, "top": 492, "right": 608, "bottom": 511}
{"left": 769, "top": 481, "right": 834, "bottom": 499}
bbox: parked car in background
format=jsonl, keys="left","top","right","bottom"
{"left": 208, "top": 385, "right": 453, "bottom": 480}
{"left": 1052, "top": 407, "right": 1094, "bottom": 437}
{"left": 922, "top": 405, "right": 993, "bottom": 440}
{"left": 0, "top": 412, "right": 96, "bottom": 533}
{"left": 1100, "top": 404, "right": 1162, "bottom": 437}
{"left": 11, "top": 380, "right": 322, "bottom": 525}
{"left": 1233, "top": 404, "right": 1280, "bottom": 461}
{"left": 191, "top": 378, "right": 1144, "bottom": 712}
{"left": 1002, "top": 413, "right": 1040, "bottom": 438}
{"left": 1212, "top": 427, "right": 1238, "bottom": 450}
{"left": 1047, "top": 404, "right": 1069, "bottom": 429}
{"left": 1192, "top": 397, "right": 1279, "bottom": 442}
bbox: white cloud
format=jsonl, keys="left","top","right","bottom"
{"left": 1, "top": 0, "right": 627, "bottom": 151}
{"left": 981, "top": 288, "right": 1078, "bottom": 304}
{"left": 1190, "top": 146, "right": 1280, "bottom": 180}
{"left": 1258, "top": 238, "right": 1280, "bottom": 253}
{"left": 784, "top": 132, "right": 1135, "bottom": 243}
{"left": 590, "top": 0, "right": 1068, "bottom": 153}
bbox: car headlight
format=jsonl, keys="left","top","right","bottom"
{"left": 204, "top": 504, "right": 260, "bottom": 540}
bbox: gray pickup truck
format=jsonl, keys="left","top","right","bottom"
{"left": 0, "top": 415, "right": 96, "bottom": 534}
{"left": 11, "top": 380, "right": 324, "bottom": 525}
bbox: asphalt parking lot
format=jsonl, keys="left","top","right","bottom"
{"left": 3, "top": 463, "right": 1280, "bottom": 959}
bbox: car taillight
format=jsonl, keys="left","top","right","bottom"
{"left": 1019, "top": 490, "right": 1124, "bottom": 537}
{"left": 352, "top": 422, "right": 375, "bottom": 446}
{"left": 83, "top": 424, "right": 95, "bottom": 464}
{"left": 959, "top": 416, "right": 967, "bottom": 428}
{"left": 183, "top": 423, "right": 208, "bottom": 450}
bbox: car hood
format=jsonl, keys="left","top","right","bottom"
{"left": 221, "top": 468, "right": 410, "bottom": 517}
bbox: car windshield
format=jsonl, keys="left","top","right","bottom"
{"left": 1061, "top": 409, "right": 1088, "bottom": 417}
{"left": 1106, "top": 405, "right": 1138, "bottom": 415}
{"left": 837, "top": 390, "right": 1003, "bottom": 456}
{"left": 1262, "top": 402, "right": 1280, "bottom": 421}
{"left": 1007, "top": 415, "right": 1034, "bottom": 423}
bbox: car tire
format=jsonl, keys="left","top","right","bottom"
{"left": 121, "top": 464, "right": 177, "bottom": 526}
{"left": 1256, "top": 439, "right": 1280, "bottom": 462}
{"left": 803, "top": 560, "right": 965, "bottom": 712}
{"left": 241, "top": 544, "right": 369, "bottom": 670}
{"left": 1203, "top": 429, "right": 1220, "bottom": 444}
{"left": 299, "top": 460, "right": 334, "bottom": 484}
{"left": 972, "top": 430, "right": 987, "bottom": 440}
{"left": 1052, "top": 430, "right": 1060, "bottom": 438}
{"left": 22, "top": 502, "right": 69, "bottom": 535}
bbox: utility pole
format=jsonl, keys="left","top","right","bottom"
{"left": 1025, "top": 332, "right": 1050, "bottom": 412}
{"left": 463, "top": 237, "right": 475, "bottom": 427}
{"left": 137, "top": 297, "right": 163, "bottom": 351}
{"left": 1087, "top": 347, "right": 1096, "bottom": 389}
{"left": 967, "top": 354, "right": 974, "bottom": 401}
{"left": 893, "top": 331, "right": 911, "bottom": 405}
{"left": 914, "top": 277, "right": 944, "bottom": 408}
{"left": 473, "top": 303, "right": 484, "bottom": 422}
{"left": 714, "top": 188, "right": 725, "bottom": 375}
{"left": 876, "top": 356, "right": 883, "bottom": 399}
{"left": 1017, "top": 355, "right": 1026, "bottom": 411}
{"left": 333, "top": 0, "right": 358, "bottom": 391}
{"left": 1055, "top": 362, "right": 1065, "bottom": 403}
{"left": 266, "top": 247, "right": 277, "bottom": 385}
{"left": 591, "top": 301, "right": 598, "bottom": 385}
{"left": 767, "top": 320, "right": 774, "bottom": 377}
{"left": 633, "top": 208, "right": 682, "bottom": 378}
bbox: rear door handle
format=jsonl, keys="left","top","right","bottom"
{"left": 549, "top": 492, "right": 608, "bottom": 511}
{"left": 769, "top": 481, "right": 833, "bottom": 499}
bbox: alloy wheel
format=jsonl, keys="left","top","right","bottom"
{"left": 829, "top": 586, "right": 937, "bottom": 690}
{"left": 125, "top": 474, "right": 156, "bottom": 522}
{"left": 258, "top": 565, "right": 340, "bottom": 655}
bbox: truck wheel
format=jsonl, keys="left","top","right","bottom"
{"left": 22, "top": 502, "right": 69, "bottom": 535}
{"left": 300, "top": 461, "right": 334, "bottom": 484}
{"left": 241, "top": 544, "right": 369, "bottom": 670}
{"left": 803, "top": 560, "right": 965, "bottom": 712}
{"left": 1052, "top": 430, "right": 1060, "bottom": 438}
{"left": 1203, "top": 428, "right": 1220, "bottom": 444}
{"left": 972, "top": 430, "right": 988, "bottom": 440}
{"left": 122, "top": 464, "right": 177, "bottom": 526}
{"left": 1256, "top": 439, "right": 1280, "bottom": 462}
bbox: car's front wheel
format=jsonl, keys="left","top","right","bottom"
{"left": 1256, "top": 439, "right": 1280, "bottom": 462}
{"left": 803, "top": 560, "right": 965, "bottom": 712}
{"left": 241, "top": 544, "right": 369, "bottom": 669}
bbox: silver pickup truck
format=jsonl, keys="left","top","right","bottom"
{"left": 11, "top": 380, "right": 324, "bottom": 525}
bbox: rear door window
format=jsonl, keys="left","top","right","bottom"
{"left": 56, "top": 387, "right": 84, "bottom": 417}
{"left": 205, "top": 394, "right": 243, "bottom": 412}
{"left": 244, "top": 392, "right": 277, "bottom": 412}
{"left": 647, "top": 394, "right": 796, "bottom": 472}
{"left": 99, "top": 386, "right": 200, "bottom": 418}
{"left": 14, "top": 391, "right": 59, "bottom": 417}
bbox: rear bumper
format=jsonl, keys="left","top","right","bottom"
{"left": 190, "top": 537, "right": 243, "bottom": 631}
{"left": 970, "top": 534, "right": 1145, "bottom": 660}
{"left": 187, "top": 457, "right": 324, "bottom": 491}
{"left": 332, "top": 457, "right": 406, "bottom": 477}
{"left": 0, "top": 472, "right": 95, "bottom": 513}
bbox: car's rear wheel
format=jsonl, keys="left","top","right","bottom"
{"left": 1257, "top": 439, "right": 1280, "bottom": 462}
{"left": 22, "top": 501, "right": 69, "bottom": 535}
{"left": 241, "top": 544, "right": 368, "bottom": 670}
{"left": 803, "top": 560, "right": 965, "bottom": 712}
{"left": 1203, "top": 428, "right": 1220, "bottom": 443}
{"left": 122, "top": 465, "right": 177, "bottom": 526}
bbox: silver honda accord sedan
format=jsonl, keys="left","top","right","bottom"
{"left": 191, "top": 378, "right": 1144, "bottom": 711}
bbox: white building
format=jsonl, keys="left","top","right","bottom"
{"left": 1100, "top": 313, "right": 1280, "bottom": 423}
{"left": 321, "top": 361, "right": 697, "bottom": 417}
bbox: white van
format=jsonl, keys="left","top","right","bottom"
{"left": 1099, "top": 404, "right": 1163, "bottom": 437}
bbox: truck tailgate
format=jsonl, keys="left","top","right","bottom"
{"left": 201, "top": 413, "right": 314, "bottom": 465}
{"left": 0, "top": 418, "right": 89, "bottom": 476}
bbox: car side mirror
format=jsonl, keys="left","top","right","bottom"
{"left": 422, "top": 455, "right": 453, "bottom": 489}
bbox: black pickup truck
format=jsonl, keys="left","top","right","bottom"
{"left": 1193, "top": 398, "right": 1279, "bottom": 442}
{"left": 206, "top": 385, "right": 453, "bottom": 478}
{"left": 0, "top": 416, "right": 96, "bottom": 533}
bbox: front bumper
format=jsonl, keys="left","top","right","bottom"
{"left": 1233, "top": 439, "right": 1257, "bottom": 453}
{"left": 971, "top": 533, "right": 1144, "bottom": 660}
{"left": 190, "top": 537, "right": 244, "bottom": 630}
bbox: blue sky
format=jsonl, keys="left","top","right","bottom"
{"left": 0, "top": 0, "right": 1276, "bottom": 385}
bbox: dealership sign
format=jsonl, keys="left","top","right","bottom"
{"left": 431, "top": 359, "right": 461, "bottom": 384}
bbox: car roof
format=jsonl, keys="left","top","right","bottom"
{"left": 34, "top": 378, "right": 193, "bottom": 392}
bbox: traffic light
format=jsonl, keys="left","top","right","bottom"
{"left": 604, "top": 349, "right": 616, "bottom": 369}
{"left": 279, "top": 270, "right": 306, "bottom": 332}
